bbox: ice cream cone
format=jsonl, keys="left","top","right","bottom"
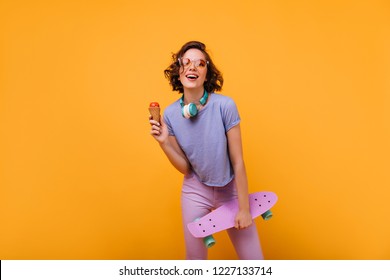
{"left": 149, "top": 107, "right": 160, "bottom": 123}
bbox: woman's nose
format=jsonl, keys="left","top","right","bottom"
{"left": 188, "top": 62, "right": 196, "bottom": 70}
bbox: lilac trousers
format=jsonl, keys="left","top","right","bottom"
{"left": 181, "top": 173, "right": 264, "bottom": 260}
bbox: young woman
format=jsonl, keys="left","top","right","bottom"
{"left": 149, "top": 41, "right": 263, "bottom": 260}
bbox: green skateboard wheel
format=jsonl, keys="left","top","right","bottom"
{"left": 261, "top": 209, "right": 273, "bottom": 220}
{"left": 203, "top": 235, "right": 216, "bottom": 248}
{"left": 194, "top": 218, "right": 216, "bottom": 248}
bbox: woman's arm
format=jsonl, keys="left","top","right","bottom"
{"left": 227, "top": 124, "right": 252, "bottom": 229}
{"left": 150, "top": 117, "right": 191, "bottom": 175}
{"left": 160, "top": 135, "right": 191, "bottom": 175}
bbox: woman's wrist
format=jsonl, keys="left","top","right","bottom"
{"left": 239, "top": 205, "right": 250, "bottom": 212}
{"left": 158, "top": 137, "right": 170, "bottom": 147}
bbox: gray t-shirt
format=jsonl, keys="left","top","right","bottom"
{"left": 163, "top": 93, "right": 241, "bottom": 187}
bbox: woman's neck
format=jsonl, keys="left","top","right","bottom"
{"left": 183, "top": 88, "right": 205, "bottom": 104}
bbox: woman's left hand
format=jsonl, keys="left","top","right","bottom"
{"left": 234, "top": 209, "right": 253, "bottom": 229}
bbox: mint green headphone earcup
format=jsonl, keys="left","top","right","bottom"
{"left": 188, "top": 103, "right": 198, "bottom": 117}
{"left": 180, "top": 91, "right": 208, "bottom": 119}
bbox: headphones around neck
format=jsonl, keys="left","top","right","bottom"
{"left": 180, "top": 91, "right": 209, "bottom": 119}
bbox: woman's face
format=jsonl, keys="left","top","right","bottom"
{"left": 179, "top": 48, "right": 208, "bottom": 92}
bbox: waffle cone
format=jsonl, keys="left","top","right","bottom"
{"left": 149, "top": 107, "right": 160, "bottom": 122}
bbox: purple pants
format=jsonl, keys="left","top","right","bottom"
{"left": 181, "top": 173, "right": 264, "bottom": 260}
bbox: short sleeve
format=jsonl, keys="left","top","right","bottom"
{"left": 222, "top": 98, "right": 241, "bottom": 132}
{"left": 163, "top": 113, "right": 175, "bottom": 136}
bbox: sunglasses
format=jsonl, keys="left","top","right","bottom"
{"left": 178, "top": 57, "right": 209, "bottom": 69}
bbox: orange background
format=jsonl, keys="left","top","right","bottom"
{"left": 1, "top": 0, "right": 389, "bottom": 259}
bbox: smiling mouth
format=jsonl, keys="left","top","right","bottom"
{"left": 186, "top": 74, "right": 198, "bottom": 81}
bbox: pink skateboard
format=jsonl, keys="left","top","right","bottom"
{"left": 187, "top": 191, "right": 278, "bottom": 239}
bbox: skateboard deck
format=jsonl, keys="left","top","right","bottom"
{"left": 187, "top": 191, "right": 277, "bottom": 238}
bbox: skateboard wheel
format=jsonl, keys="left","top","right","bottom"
{"left": 261, "top": 210, "right": 273, "bottom": 220}
{"left": 203, "top": 235, "right": 216, "bottom": 248}
{"left": 194, "top": 217, "right": 216, "bottom": 248}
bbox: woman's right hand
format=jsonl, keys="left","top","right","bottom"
{"left": 149, "top": 116, "right": 169, "bottom": 144}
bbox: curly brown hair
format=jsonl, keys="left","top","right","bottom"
{"left": 164, "top": 41, "right": 224, "bottom": 93}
